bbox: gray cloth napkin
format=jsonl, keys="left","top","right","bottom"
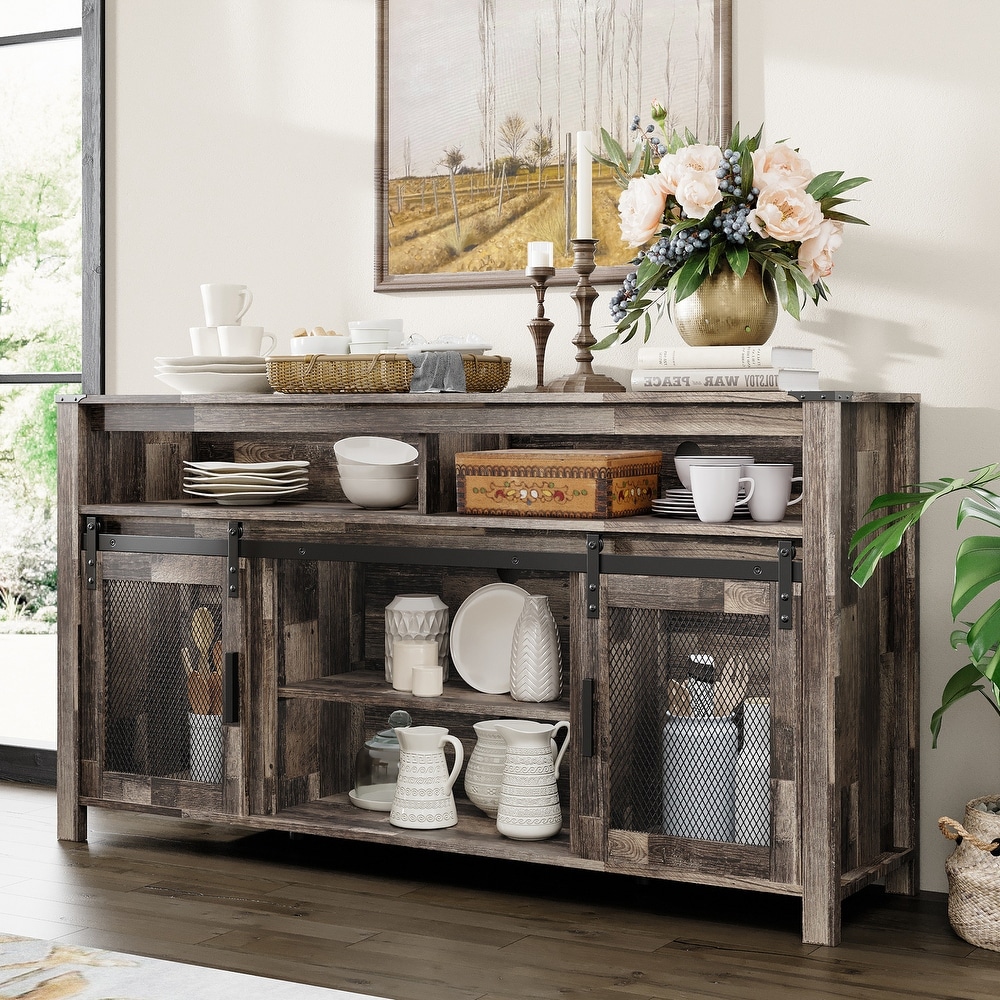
{"left": 407, "top": 351, "right": 467, "bottom": 392}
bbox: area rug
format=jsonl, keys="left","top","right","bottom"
{"left": 0, "top": 933, "right": 387, "bottom": 1000}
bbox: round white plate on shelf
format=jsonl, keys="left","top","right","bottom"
{"left": 449, "top": 582, "right": 530, "bottom": 694}
{"left": 184, "top": 460, "right": 310, "bottom": 472}
{"left": 155, "top": 371, "right": 272, "bottom": 394}
{"left": 155, "top": 355, "right": 266, "bottom": 366}
{"left": 348, "top": 786, "right": 395, "bottom": 811}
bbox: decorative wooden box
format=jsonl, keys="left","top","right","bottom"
{"left": 455, "top": 449, "right": 661, "bottom": 518}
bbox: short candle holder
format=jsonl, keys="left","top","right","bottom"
{"left": 546, "top": 239, "right": 625, "bottom": 393}
{"left": 525, "top": 266, "right": 556, "bottom": 390}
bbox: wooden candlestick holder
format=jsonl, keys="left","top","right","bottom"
{"left": 546, "top": 239, "right": 625, "bottom": 393}
{"left": 525, "top": 266, "right": 556, "bottom": 390}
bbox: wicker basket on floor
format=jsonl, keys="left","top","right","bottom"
{"left": 939, "top": 795, "right": 1000, "bottom": 951}
{"left": 266, "top": 353, "right": 510, "bottom": 394}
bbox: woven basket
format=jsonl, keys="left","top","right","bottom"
{"left": 940, "top": 795, "right": 1000, "bottom": 951}
{"left": 266, "top": 353, "right": 510, "bottom": 394}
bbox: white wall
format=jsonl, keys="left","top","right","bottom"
{"left": 105, "top": 0, "right": 1000, "bottom": 892}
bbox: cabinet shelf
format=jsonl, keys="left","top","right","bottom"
{"left": 265, "top": 795, "right": 592, "bottom": 868}
{"left": 280, "top": 672, "right": 570, "bottom": 721}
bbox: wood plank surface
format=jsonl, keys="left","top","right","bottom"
{"left": 5, "top": 782, "right": 989, "bottom": 1000}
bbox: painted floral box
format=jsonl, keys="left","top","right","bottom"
{"left": 455, "top": 449, "right": 662, "bottom": 519}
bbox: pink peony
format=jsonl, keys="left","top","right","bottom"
{"left": 797, "top": 219, "right": 844, "bottom": 283}
{"left": 672, "top": 171, "right": 723, "bottom": 220}
{"left": 748, "top": 182, "right": 824, "bottom": 243}
{"left": 618, "top": 172, "right": 671, "bottom": 247}
{"left": 674, "top": 143, "right": 724, "bottom": 174}
{"left": 752, "top": 143, "right": 815, "bottom": 192}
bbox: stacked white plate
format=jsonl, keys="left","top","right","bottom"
{"left": 652, "top": 487, "right": 750, "bottom": 520}
{"left": 154, "top": 355, "right": 271, "bottom": 394}
{"left": 183, "top": 460, "right": 310, "bottom": 506}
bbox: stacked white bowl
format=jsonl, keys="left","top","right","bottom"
{"left": 335, "top": 435, "right": 419, "bottom": 508}
{"left": 348, "top": 319, "right": 404, "bottom": 354}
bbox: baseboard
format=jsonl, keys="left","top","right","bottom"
{"left": 0, "top": 743, "right": 56, "bottom": 785}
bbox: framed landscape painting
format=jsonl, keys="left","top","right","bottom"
{"left": 375, "top": 0, "right": 732, "bottom": 292}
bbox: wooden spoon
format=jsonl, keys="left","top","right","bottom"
{"left": 191, "top": 606, "right": 215, "bottom": 673}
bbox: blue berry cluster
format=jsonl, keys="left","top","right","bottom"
{"left": 610, "top": 270, "right": 639, "bottom": 323}
{"left": 712, "top": 148, "right": 758, "bottom": 244}
{"left": 629, "top": 114, "right": 667, "bottom": 156}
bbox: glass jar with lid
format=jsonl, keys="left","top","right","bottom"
{"left": 350, "top": 709, "right": 411, "bottom": 811}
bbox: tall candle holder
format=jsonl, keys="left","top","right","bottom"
{"left": 547, "top": 239, "right": 625, "bottom": 393}
{"left": 525, "top": 266, "right": 556, "bottom": 390}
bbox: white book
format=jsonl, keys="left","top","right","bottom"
{"left": 634, "top": 344, "right": 814, "bottom": 370}
{"left": 630, "top": 367, "right": 820, "bottom": 392}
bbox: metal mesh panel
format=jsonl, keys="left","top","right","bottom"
{"left": 608, "top": 605, "right": 771, "bottom": 845}
{"left": 103, "top": 579, "right": 224, "bottom": 782}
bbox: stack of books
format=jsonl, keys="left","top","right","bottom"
{"left": 629, "top": 344, "right": 819, "bottom": 392}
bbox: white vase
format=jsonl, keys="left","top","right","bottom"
{"left": 389, "top": 725, "right": 464, "bottom": 830}
{"left": 385, "top": 593, "right": 449, "bottom": 684}
{"left": 509, "top": 594, "right": 562, "bottom": 702}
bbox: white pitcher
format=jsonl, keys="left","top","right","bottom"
{"left": 494, "top": 719, "right": 569, "bottom": 840}
{"left": 389, "top": 725, "right": 464, "bottom": 830}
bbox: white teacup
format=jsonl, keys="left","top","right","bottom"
{"left": 217, "top": 325, "right": 276, "bottom": 357}
{"left": 689, "top": 464, "right": 755, "bottom": 523}
{"left": 189, "top": 326, "right": 220, "bottom": 356}
{"left": 201, "top": 283, "right": 253, "bottom": 326}
{"left": 742, "top": 463, "right": 803, "bottom": 522}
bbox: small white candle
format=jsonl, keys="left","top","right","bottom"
{"left": 526, "top": 241, "right": 554, "bottom": 269}
{"left": 410, "top": 663, "right": 444, "bottom": 697}
{"left": 391, "top": 638, "right": 438, "bottom": 692}
{"left": 576, "top": 131, "right": 593, "bottom": 239}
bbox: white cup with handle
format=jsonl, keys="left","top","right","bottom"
{"left": 200, "top": 283, "right": 253, "bottom": 326}
{"left": 217, "top": 325, "right": 276, "bottom": 357}
{"left": 689, "top": 464, "right": 755, "bottom": 523}
{"left": 742, "top": 463, "right": 803, "bottom": 522}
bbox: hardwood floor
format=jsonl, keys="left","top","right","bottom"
{"left": 1, "top": 781, "right": 996, "bottom": 999}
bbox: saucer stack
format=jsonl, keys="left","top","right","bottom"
{"left": 652, "top": 487, "right": 750, "bottom": 520}
{"left": 183, "top": 460, "right": 310, "bottom": 506}
{"left": 154, "top": 355, "right": 271, "bottom": 394}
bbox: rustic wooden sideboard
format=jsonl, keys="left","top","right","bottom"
{"left": 56, "top": 390, "right": 919, "bottom": 946}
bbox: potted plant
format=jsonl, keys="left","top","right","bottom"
{"left": 851, "top": 466, "right": 1000, "bottom": 951}
{"left": 850, "top": 464, "right": 1000, "bottom": 744}
{"left": 593, "top": 103, "right": 868, "bottom": 348}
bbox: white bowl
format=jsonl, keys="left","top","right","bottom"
{"left": 350, "top": 319, "right": 404, "bottom": 332}
{"left": 338, "top": 462, "right": 418, "bottom": 480}
{"left": 335, "top": 436, "right": 419, "bottom": 466}
{"left": 675, "top": 455, "right": 754, "bottom": 489}
{"left": 340, "top": 476, "right": 418, "bottom": 509}
{"left": 289, "top": 335, "right": 349, "bottom": 356}
{"left": 349, "top": 328, "right": 392, "bottom": 344}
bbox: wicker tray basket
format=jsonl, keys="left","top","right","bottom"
{"left": 266, "top": 353, "right": 510, "bottom": 394}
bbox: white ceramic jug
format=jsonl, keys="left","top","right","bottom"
{"left": 389, "top": 725, "right": 464, "bottom": 830}
{"left": 494, "top": 719, "right": 569, "bottom": 840}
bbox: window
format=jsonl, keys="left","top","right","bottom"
{"left": 0, "top": 1, "right": 102, "bottom": 774}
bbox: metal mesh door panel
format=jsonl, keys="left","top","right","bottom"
{"left": 103, "top": 579, "right": 224, "bottom": 782}
{"left": 608, "top": 605, "right": 771, "bottom": 844}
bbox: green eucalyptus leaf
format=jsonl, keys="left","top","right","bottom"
{"left": 826, "top": 175, "right": 870, "bottom": 196}
{"left": 805, "top": 170, "right": 844, "bottom": 200}
{"left": 672, "top": 256, "right": 709, "bottom": 303}
{"left": 725, "top": 244, "right": 750, "bottom": 277}
{"left": 823, "top": 210, "right": 869, "bottom": 226}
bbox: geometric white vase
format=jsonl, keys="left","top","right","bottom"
{"left": 509, "top": 594, "right": 562, "bottom": 702}
{"left": 384, "top": 593, "right": 449, "bottom": 684}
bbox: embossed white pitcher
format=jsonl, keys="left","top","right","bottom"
{"left": 494, "top": 719, "right": 569, "bottom": 840}
{"left": 389, "top": 725, "right": 464, "bottom": 830}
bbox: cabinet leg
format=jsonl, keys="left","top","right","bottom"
{"left": 885, "top": 858, "right": 917, "bottom": 896}
{"left": 802, "top": 888, "right": 840, "bottom": 947}
{"left": 57, "top": 799, "right": 87, "bottom": 843}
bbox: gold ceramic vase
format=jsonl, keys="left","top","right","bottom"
{"left": 671, "top": 260, "right": 779, "bottom": 347}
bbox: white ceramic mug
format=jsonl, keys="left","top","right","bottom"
{"left": 217, "top": 325, "right": 276, "bottom": 357}
{"left": 742, "top": 463, "right": 803, "bottom": 522}
{"left": 201, "top": 283, "right": 253, "bottom": 326}
{"left": 689, "top": 464, "right": 755, "bottom": 523}
{"left": 189, "top": 326, "right": 220, "bottom": 356}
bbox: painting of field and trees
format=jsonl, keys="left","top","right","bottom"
{"left": 376, "top": 0, "right": 731, "bottom": 290}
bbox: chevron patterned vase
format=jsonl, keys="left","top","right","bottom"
{"left": 509, "top": 595, "right": 562, "bottom": 702}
